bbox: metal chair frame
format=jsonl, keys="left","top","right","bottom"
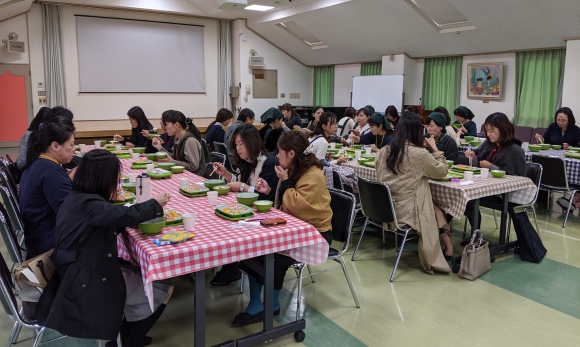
{"left": 507, "top": 162, "right": 543, "bottom": 240}
{"left": 212, "top": 142, "right": 236, "bottom": 174}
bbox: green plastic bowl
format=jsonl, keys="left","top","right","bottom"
{"left": 470, "top": 141, "right": 482, "bottom": 147}
{"left": 254, "top": 200, "right": 273, "bottom": 213}
{"left": 539, "top": 143, "right": 551, "bottom": 150}
{"left": 327, "top": 149, "right": 339, "bottom": 154}
{"left": 464, "top": 136, "right": 475, "bottom": 142}
{"left": 121, "top": 182, "right": 136, "bottom": 193}
{"left": 550, "top": 145, "right": 562, "bottom": 150}
{"left": 335, "top": 144, "right": 343, "bottom": 149}
{"left": 357, "top": 158, "right": 369, "bottom": 164}
{"left": 204, "top": 179, "right": 226, "bottom": 190}
{"left": 491, "top": 170, "right": 506, "bottom": 178}
{"left": 149, "top": 133, "right": 161, "bottom": 139}
{"left": 446, "top": 160, "right": 454, "bottom": 168}
{"left": 171, "top": 166, "right": 185, "bottom": 174}
{"left": 157, "top": 162, "right": 175, "bottom": 170}
{"left": 351, "top": 145, "right": 362, "bottom": 150}
{"left": 236, "top": 192, "right": 259, "bottom": 206}
{"left": 138, "top": 217, "right": 166, "bottom": 235}
{"left": 155, "top": 152, "right": 167, "bottom": 159}
{"left": 528, "top": 145, "right": 541, "bottom": 152}
{"left": 146, "top": 153, "right": 157, "bottom": 161}
{"left": 132, "top": 147, "right": 146, "bottom": 154}
{"left": 453, "top": 124, "right": 462, "bottom": 129}
{"left": 213, "top": 185, "right": 231, "bottom": 196}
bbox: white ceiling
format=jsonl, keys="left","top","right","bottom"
{"left": 2, "top": 0, "right": 580, "bottom": 66}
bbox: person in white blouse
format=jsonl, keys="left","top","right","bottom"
{"left": 308, "top": 112, "right": 349, "bottom": 166}
{"left": 341, "top": 107, "right": 372, "bottom": 146}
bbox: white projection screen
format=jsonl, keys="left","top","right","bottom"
{"left": 76, "top": 16, "right": 206, "bottom": 93}
{"left": 352, "top": 75, "right": 404, "bottom": 112}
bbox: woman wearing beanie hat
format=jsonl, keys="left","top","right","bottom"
{"left": 453, "top": 106, "right": 478, "bottom": 138}
{"left": 425, "top": 112, "right": 458, "bottom": 162}
{"left": 350, "top": 113, "right": 394, "bottom": 152}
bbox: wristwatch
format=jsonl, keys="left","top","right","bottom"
{"left": 240, "top": 183, "right": 245, "bottom": 192}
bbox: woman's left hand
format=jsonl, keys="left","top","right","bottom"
{"left": 228, "top": 181, "right": 243, "bottom": 192}
{"left": 141, "top": 130, "right": 151, "bottom": 138}
{"left": 370, "top": 144, "right": 378, "bottom": 152}
{"left": 157, "top": 157, "right": 171, "bottom": 162}
{"left": 479, "top": 160, "right": 492, "bottom": 168}
{"left": 274, "top": 165, "right": 289, "bottom": 181}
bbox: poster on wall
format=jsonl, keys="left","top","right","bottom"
{"left": 467, "top": 62, "right": 503, "bottom": 100}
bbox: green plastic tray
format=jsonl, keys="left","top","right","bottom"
{"left": 164, "top": 209, "right": 183, "bottom": 225}
{"left": 179, "top": 190, "right": 207, "bottom": 198}
{"left": 147, "top": 169, "right": 172, "bottom": 179}
{"left": 447, "top": 171, "right": 465, "bottom": 179}
{"left": 451, "top": 165, "right": 480, "bottom": 173}
{"left": 214, "top": 209, "right": 254, "bottom": 221}
{"left": 215, "top": 203, "right": 253, "bottom": 218}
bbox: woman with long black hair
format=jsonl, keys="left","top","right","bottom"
{"left": 114, "top": 106, "right": 155, "bottom": 152}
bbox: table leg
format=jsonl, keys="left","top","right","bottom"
{"left": 193, "top": 270, "right": 205, "bottom": 347}
{"left": 471, "top": 198, "right": 480, "bottom": 235}
{"left": 498, "top": 193, "right": 509, "bottom": 245}
{"left": 262, "top": 253, "right": 274, "bottom": 332}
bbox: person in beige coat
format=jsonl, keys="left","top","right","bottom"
{"left": 375, "top": 114, "right": 452, "bottom": 274}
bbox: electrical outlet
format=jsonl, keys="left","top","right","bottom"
{"left": 296, "top": 93, "right": 300, "bottom": 99}
{"left": 38, "top": 96, "right": 46, "bottom": 105}
{"left": 280, "top": 93, "right": 285, "bottom": 98}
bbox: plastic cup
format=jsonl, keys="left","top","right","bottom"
{"left": 522, "top": 142, "right": 529, "bottom": 151}
{"left": 338, "top": 148, "right": 344, "bottom": 155}
{"left": 94, "top": 140, "right": 102, "bottom": 148}
{"left": 207, "top": 191, "right": 218, "bottom": 205}
{"left": 115, "top": 144, "right": 122, "bottom": 151}
{"left": 79, "top": 143, "right": 86, "bottom": 152}
{"left": 463, "top": 171, "right": 474, "bottom": 181}
{"left": 330, "top": 142, "right": 336, "bottom": 149}
{"left": 146, "top": 164, "right": 154, "bottom": 171}
{"left": 132, "top": 153, "right": 140, "bottom": 160}
{"left": 355, "top": 150, "right": 362, "bottom": 160}
{"left": 127, "top": 173, "right": 138, "bottom": 183}
{"left": 479, "top": 168, "right": 489, "bottom": 178}
{"left": 180, "top": 178, "right": 189, "bottom": 187}
{"left": 183, "top": 213, "right": 196, "bottom": 231}
{"left": 365, "top": 147, "right": 372, "bottom": 155}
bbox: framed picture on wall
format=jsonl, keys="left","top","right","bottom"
{"left": 467, "top": 62, "right": 503, "bottom": 99}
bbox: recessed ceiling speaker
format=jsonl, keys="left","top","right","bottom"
{"left": 217, "top": 0, "right": 248, "bottom": 11}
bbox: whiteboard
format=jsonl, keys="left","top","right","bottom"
{"left": 76, "top": 16, "right": 206, "bottom": 93}
{"left": 351, "top": 75, "right": 404, "bottom": 112}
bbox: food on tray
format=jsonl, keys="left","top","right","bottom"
{"left": 133, "top": 158, "right": 151, "bottom": 164}
{"left": 366, "top": 161, "right": 376, "bottom": 167}
{"left": 120, "top": 174, "right": 127, "bottom": 181}
{"left": 164, "top": 209, "right": 182, "bottom": 221}
{"left": 216, "top": 202, "right": 252, "bottom": 215}
{"left": 112, "top": 150, "right": 130, "bottom": 155}
{"left": 181, "top": 183, "right": 203, "bottom": 193}
{"left": 114, "top": 191, "right": 134, "bottom": 202}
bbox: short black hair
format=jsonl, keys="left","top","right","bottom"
{"left": 555, "top": 107, "right": 575, "bottom": 128}
{"left": 237, "top": 108, "right": 255, "bottom": 122}
{"left": 25, "top": 116, "right": 75, "bottom": 168}
{"left": 484, "top": 112, "right": 514, "bottom": 146}
{"left": 72, "top": 149, "right": 121, "bottom": 201}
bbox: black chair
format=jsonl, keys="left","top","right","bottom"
{"left": 0, "top": 203, "right": 23, "bottom": 267}
{"left": 531, "top": 155, "right": 578, "bottom": 227}
{"left": 3, "top": 155, "right": 21, "bottom": 185}
{"left": 203, "top": 152, "right": 227, "bottom": 179}
{"left": 353, "top": 177, "right": 418, "bottom": 282}
{"left": 0, "top": 184, "right": 24, "bottom": 239}
{"left": 213, "top": 142, "right": 236, "bottom": 173}
{"left": 201, "top": 139, "right": 210, "bottom": 163}
{"left": 530, "top": 128, "right": 548, "bottom": 144}
{"left": 0, "top": 252, "right": 66, "bottom": 347}
{"left": 514, "top": 126, "right": 534, "bottom": 144}
{"left": 0, "top": 161, "right": 18, "bottom": 200}
{"left": 507, "top": 162, "right": 543, "bottom": 240}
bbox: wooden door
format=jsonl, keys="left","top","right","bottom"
{"left": 0, "top": 64, "right": 32, "bottom": 146}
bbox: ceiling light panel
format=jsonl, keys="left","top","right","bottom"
{"left": 245, "top": 5, "right": 275, "bottom": 11}
{"left": 406, "top": 0, "right": 476, "bottom": 33}
{"left": 276, "top": 20, "right": 327, "bottom": 49}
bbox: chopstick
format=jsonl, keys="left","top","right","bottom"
{"left": 209, "top": 166, "right": 217, "bottom": 177}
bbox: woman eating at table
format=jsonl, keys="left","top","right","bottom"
{"left": 145, "top": 110, "right": 176, "bottom": 153}
{"left": 349, "top": 113, "right": 393, "bottom": 152}
{"left": 36, "top": 149, "right": 172, "bottom": 347}
{"left": 425, "top": 112, "right": 459, "bottom": 162}
{"left": 259, "top": 107, "right": 285, "bottom": 154}
{"left": 19, "top": 116, "right": 75, "bottom": 259}
{"left": 341, "top": 107, "right": 372, "bottom": 146}
{"left": 534, "top": 107, "right": 580, "bottom": 150}
{"left": 281, "top": 103, "right": 303, "bottom": 130}
{"left": 375, "top": 115, "right": 452, "bottom": 268}
{"left": 151, "top": 111, "right": 206, "bottom": 176}
{"left": 463, "top": 112, "right": 526, "bottom": 229}
{"left": 385, "top": 105, "right": 399, "bottom": 129}
{"left": 453, "top": 106, "right": 478, "bottom": 138}
{"left": 309, "top": 112, "right": 350, "bottom": 166}
{"left": 209, "top": 124, "right": 280, "bottom": 286}
{"left": 231, "top": 131, "right": 332, "bottom": 327}
{"left": 205, "top": 108, "right": 234, "bottom": 151}
{"left": 303, "top": 106, "right": 324, "bottom": 135}
{"left": 113, "top": 106, "right": 155, "bottom": 153}
{"left": 433, "top": 106, "right": 460, "bottom": 146}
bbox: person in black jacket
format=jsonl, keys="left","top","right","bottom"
{"left": 114, "top": 106, "right": 155, "bottom": 153}
{"left": 535, "top": 107, "right": 580, "bottom": 149}
{"left": 425, "top": 112, "right": 459, "bottom": 162}
{"left": 35, "top": 150, "right": 171, "bottom": 346}
{"left": 210, "top": 124, "right": 280, "bottom": 286}
{"left": 259, "top": 107, "right": 284, "bottom": 155}
{"left": 281, "top": 103, "right": 302, "bottom": 130}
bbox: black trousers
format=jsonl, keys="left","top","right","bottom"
{"left": 464, "top": 195, "right": 517, "bottom": 230}
{"left": 239, "top": 231, "right": 332, "bottom": 290}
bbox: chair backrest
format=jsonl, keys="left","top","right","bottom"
{"left": 203, "top": 152, "right": 226, "bottom": 179}
{"left": 201, "top": 139, "right": 210, "bottom": 162}
{"left": 207, "top": 152, "right": 226, "bottom": 165}
{"left": 331, "top": 171, "right": 344, "bottom": 190}
{"left": 357, "top": 177, "right": 399, "bottom": 226}
{"left": 0, "top": 184, "right": 23, "bottom": 234}
{"left": 328, "top": 188, "right": 356, "bottom": 253}
{"left": 213, "top": 142, "right": 235, "bottom": 172}
{"left": 525, "top": 162, "right": 543, "bottom": 205}
{"left": 0, "top": 203, "right": 23, "bottom": 265}
{"left": 530, "top": 128, "right": 548, "bottom": 144}
{"left": 514, "top": 126, "right": 534, "bottom": 143}
{"left": 0, "top": 164, "right": 18, "bottom": 199}
{"left": 530, "top": 155, "right": 569, "bottom": 191}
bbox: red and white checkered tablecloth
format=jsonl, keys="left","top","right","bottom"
{"left": 342, "top": 161, "right": 537, "bottom": 219}
{"left": 83, "top": 146, "right": 329, "bottom": 310}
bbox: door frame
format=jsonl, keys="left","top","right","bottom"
{"left": 0, "top": 64, "right": 33, "bottom": 148}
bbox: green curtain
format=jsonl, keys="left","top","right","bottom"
{"left": 361, "top": 62, "right": 382, "bottom": 76}
{"left": 422, "top": 56, "right": 462, "bottom": 112}
{"left": 513, "top": 49, "right": 566, "bottom": 127}
{"left": 313, "top": 66, "right": 334, "bottom": 107}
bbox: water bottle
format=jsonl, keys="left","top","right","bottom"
{"left": 136, "top": 173, "right": 151, "bottom": 203}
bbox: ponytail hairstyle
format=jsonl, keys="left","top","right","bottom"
{"left": 208, "top": 108, "right": 234, "bottom": 129}
{"left": 25, "top": 116, "right": 76, "bottom": 168}
{"left": 127, "top": 106, "right": 153, "bottom": 140}
{"left": 166, "top": 111, "right": 202, "bottom": 141}
{"left": 277, "top": 131, "right": 322, "bottom": 182}
{"left": 28, "top": 107, "right": 50, "bottom": 131}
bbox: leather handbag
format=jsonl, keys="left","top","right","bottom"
{"left": 458, "top": 230, "right": 491, "bottom": 280}
{"left": 14, "top": 248, "right": 55, "bottom": 290}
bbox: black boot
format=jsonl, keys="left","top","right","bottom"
{"left": 123, "top": 304, "right": 167, "bottom": 347}
{"left": 210, "top": 263, "right": 241, "bottom": 286}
